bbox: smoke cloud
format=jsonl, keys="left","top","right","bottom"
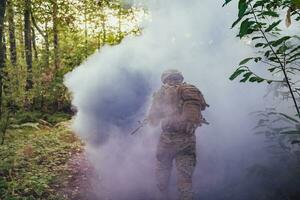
{"left": 64, "top": 0, "right": 280, "bottom": 199}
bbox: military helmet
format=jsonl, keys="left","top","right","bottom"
{"left": 161, "top": 69, "right": 184, "bottom": 84}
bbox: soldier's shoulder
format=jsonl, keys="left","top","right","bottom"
{"left": 152, "top": 86, "right": 165, "bottom": 98}
{"left": 181, "top": 82, "right": 201, "bottom": 90}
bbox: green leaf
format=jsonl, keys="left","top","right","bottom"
{"left": 232, "top": 17, "right": 243, "bottom": 28}
{"left": 261, "top": 10, "right": 279, "bottom": 17}
{"left": 268, "top": 67, "right": 277, "bottom": 72}
{"left": 269, "top": 57, "right": 280, "bottom": 63}
{"left": 240, "top": 72, "right": 252, "bottom": 82}
{"left": 256, "top": 78, "right": 265, "bottom": 83}
{"left": 264, "top": 50, "right": 271, "bottom": 57}
{"left": 252, "top": 36, "right": 264, "bottom": 40}
{"left": 223, "top": 0, "right": 232, "bottom": 7}
{"left": 229, "top": 68, "right": 247, "bottom": 80}
{"left": 288, "top": 52, "right": 300, "bottom": 60}
{"left": 254, "top": 57, "right": 262, "bottom": 62}
{"left": 290, "top": 46, "right": 300, "bottom": 54}
{"left": 249, "top": 77, "right": 257, "bottom": 82}
{"left": 238, "top": 18, "right": 256, "bottom": 38}
{"left": 255, "top": 43, "right": 264, "bottom": 47}
{"left": 249, "top": 76, "right": 264, "bottom": 83}
{"left": 231, "top": 12, "right": 251, "bottom": 28}
{"left": 265, "top": 20, "right": 281, "bottom": 32}
{"left": 239, "top": 57, "right": 253, "bottom": 65}
{"left": 253, "top": 0, "right": 265, "bottom": 8}
{"left": 276, "top": 44, "right": 289, "bottom": 54}
{"left": 238, "top": 0, "right": 248, "bottom": 18}
{"left": 270, "top": 36, "right": 291, "bottom": 47}
{"left": 287, "top": 57, "right": 300, "bottom": 64}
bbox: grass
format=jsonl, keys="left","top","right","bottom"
{"left": 11, "top": 111, "right": 72, "bottom": 125}
{"left": 0, "top": 120, "right": 83, "bottom": 200}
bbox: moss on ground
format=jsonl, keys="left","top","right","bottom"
{"left": 0, "top": 121, "right": 83, "bottom": 200}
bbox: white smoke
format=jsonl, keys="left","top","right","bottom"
{"left": 64, "top": 0, "right": 273, "bottom": 199}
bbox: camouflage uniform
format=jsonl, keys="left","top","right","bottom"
{"left": 148, "top": 83, "right": 198, "bottom": 200}
{"left": 156, "top": 131, "right": 196, "bottom": 200}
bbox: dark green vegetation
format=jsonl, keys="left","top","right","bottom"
{"left": 223, "top": 1, "right": 300, "bottom": 199}
{"left": 0, "top": 0, "right": 142, "bottom": 144}
{"left": 0, "top": 119, "right": 83, "bottom": 200}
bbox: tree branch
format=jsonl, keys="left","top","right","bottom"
{"left": 30, "top": 12, "right": 46, "bottom": 39}
{"left": 250, "top": 3, "right": 300, "bottom": 118}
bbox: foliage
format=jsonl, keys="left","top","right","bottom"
{"left": 11, "top": 111, "right": 71, "bottom": 125}
{"left": 0, "top": 121, "right": 83, "bottom": 200}
{"left": 224, "top": 1, "right": 300, "bottom": 199}
{"left": 1, "top": 0, "right": 144, "bottom": 115}
{"left": 224, "top": 0, "right": 300, "bottom": 117}
{"left": 224, "top": 0, "right": 300, "bottom": 163}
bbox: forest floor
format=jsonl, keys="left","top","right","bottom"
{"left": 59, "top": 147, "right": 99, "bottom": 200}
{"left": 0, "top": 119, "right": 98, "bottom": 200}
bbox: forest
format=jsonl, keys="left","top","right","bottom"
{"left": 0, "top": 0, "right": 300, "bottom": 200}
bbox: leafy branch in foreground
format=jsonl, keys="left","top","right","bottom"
{"left": 224, "top": 0, "right": 300, "bottom": 117}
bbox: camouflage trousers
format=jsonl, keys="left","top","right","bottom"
{"left": 155, "top": 131, "right": 196, "bottom": 200}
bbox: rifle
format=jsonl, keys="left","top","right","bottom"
{"left": 200, "top": 118, "right": 210, "bottom": 125}
{"left": 130, "top": 119, "right": 148, "bottom": 135}
{"left": 130, "top": 117, "right": 209, "bottom": 135}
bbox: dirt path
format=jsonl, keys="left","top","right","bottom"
{"left": 60, "top": 150, "right": 101, "bottom": 200}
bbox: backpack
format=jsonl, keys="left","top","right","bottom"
{"left": 177, "top": 83, "right": 207, "bottom": 125}
{"left": 159, "top": 83, "right": 207, "bottom": 131}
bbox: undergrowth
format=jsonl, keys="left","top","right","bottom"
{"left": 0, "top": 121, "right": 83, "bottom": 200}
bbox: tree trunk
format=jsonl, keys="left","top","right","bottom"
{"left": 31, "top": 26, "right": 38, "bottom": 60}
{"left": 52, "top": 0, "right": 59, "bottom": 70}
{"left": 19, "top": 16, "right": 25, "bottom": 59}
{"left": 0, "top": 0, "right": 7, "bottom": 116}
{"left": 24, "top": 0, "right": 33, "bottom": 91}
{"left": 84, "top": 0, "right": 88, "bottom": 58}
{"left": 101, "top": 11, "right": 106, "bottom": 44}
{"left": 99, "top": 1, "right": 106, "bottom": 46}
{"left": 118, "top": 4, "right": 122, "bottom": 42}
{"left": 3, "top": 33, "right": 7, "bottom": 61}
{"left": 31, "top": 13, "right": 49, "bottom": 68}
{"left": 7, "top": 0, "right": 17, "bottom": 67}
{"left": 98, "top": 0, "right": 107, "bottom": 44}
{"left": 97, "top": 32, "right": 101, "bottom": 49}
{"left": 44, "top": 23, "right": 49, "bottom": 68}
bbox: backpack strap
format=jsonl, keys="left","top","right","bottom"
{"left": 176, "top": 83, "right": 185, "bottom": 114}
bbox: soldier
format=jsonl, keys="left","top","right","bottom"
{"left": 147, "top": 69, "right": 208, "bottom": 200}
